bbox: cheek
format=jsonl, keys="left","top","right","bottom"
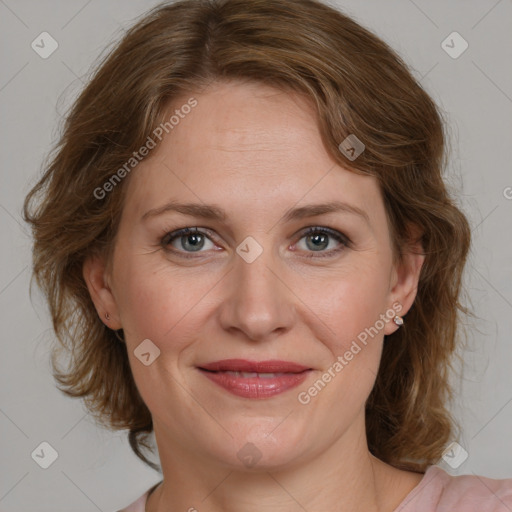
{"left": 296, "top": 262, "right": 389, "bottom": 408}
{"left": 113, "top": 258, "right": 209, "bottom": 406}
{"left": 309, "top": 263, "right": 391, "bottom": 351}
{"left": 113, "top": 254, "right": 215, "bottom": 349}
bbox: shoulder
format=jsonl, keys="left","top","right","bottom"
{"left": 115, "top": 491, "right": 148, "bottom": 512}
{"left": 115, "top": 481, "right": 161, "bottom": 512}
{"left": 395, "top": 465, "right": 512, "bottom": 512}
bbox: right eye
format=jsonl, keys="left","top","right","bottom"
{"left": 161, "top": 227, "right": 218, "bottom": 257}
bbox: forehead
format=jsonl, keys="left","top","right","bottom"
{"left": 122, "top": 81, "right": 384, "bottom": 228}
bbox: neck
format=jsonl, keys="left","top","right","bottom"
{"left": 146, "top": 417, "right": 411, "bottom": 512}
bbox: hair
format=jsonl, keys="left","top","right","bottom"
{"left": 23, "top": 0, "right": 471, "bottom": 473}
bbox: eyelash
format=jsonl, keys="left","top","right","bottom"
{"left": 160, "top": 226, "right": 350, "bottom": 259}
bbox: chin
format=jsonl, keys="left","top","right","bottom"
{"left": 211, "top": 419, "right": 312, "bottom": 471}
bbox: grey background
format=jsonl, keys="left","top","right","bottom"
{"left": 0, "top": 0, "right": 511, "bottom": 510}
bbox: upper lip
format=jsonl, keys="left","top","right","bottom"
{"left": 198, "top": 359, "right": 311, "bottom": 373}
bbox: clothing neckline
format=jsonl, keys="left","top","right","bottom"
{"left": 392, "top": 465, "right": 440, "bottom": 511}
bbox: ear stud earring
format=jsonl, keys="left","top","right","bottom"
{"left": 393, "top": 315, "right": 404, "bottom": 326}
{"left": 105, "top": 312, "right": 111, "bottom": 321}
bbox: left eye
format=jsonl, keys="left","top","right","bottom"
{"left": 161, "top": 226, "right": 349, "bottom": 258}
{"left": 295, "top": 227, "right": 348, "bottom": 257}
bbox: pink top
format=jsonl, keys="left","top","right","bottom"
{"left": 116, "top": 465, "right": 512, "bottom": 511}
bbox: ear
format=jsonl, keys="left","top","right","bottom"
{"left": 384, "top": 224, "right": 425, "bottom": 335}
{"left": 83, "top": 253, "right": 122, "bottom": 330}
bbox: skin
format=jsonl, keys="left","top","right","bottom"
{"left": 84, "top": 80, "right": 426, "bottom": 512}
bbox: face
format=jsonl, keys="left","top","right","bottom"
{"left": 86, "top": 80, "right": 422, "bottom": 471}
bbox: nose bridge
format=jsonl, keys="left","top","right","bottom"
{"left": 219, "top": 239, "right": 295, "bottom": 340}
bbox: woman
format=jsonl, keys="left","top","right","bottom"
{"left": 23, "top": 0, "right": 512, "bottom": 510}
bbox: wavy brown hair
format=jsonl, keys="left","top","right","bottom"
{"left": 23, "top": 0, "right": 471, "bottom": 473}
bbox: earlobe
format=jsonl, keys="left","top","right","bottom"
{"left": 82, "top": 254, "right": 122, "bottom": 329}
{"left": 385, "top": 227, "right": 426, "bottom": 335}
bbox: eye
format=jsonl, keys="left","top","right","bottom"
{"left": 293, "top": 226, "right": 349, "bottom": 258}
{"left": 160, "top": 226, "right": 350, "bottom": 259}
{"left": 161, "top": 227, "right": 217, "bottom": 257}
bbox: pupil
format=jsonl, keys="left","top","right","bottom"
{"left": 184, "top": 234, "right": 203, "bottom": 251}
{"left": 308, "top": 233, "right": 328, "bottom": 251}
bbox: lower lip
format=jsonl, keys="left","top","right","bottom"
{"left": 199, "top": 369, "right": 311, "bottom": 399}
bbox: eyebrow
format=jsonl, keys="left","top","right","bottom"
{"left": 141, "top": 200, "right": 370, "bottom": 226}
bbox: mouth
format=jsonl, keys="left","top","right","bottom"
{"left": 197, "top": 359, "right": 312, "bottom": 399}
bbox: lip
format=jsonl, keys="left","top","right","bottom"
{"left": 199, "top": 359, "right": 311, "bottom": 373}
{"left": 198, "top": 359, "right": 312, "bottom": 399}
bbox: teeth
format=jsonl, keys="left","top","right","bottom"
{"left": 223, "top": 371, "right": 286, "bottom": 378}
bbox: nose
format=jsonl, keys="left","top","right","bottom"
{"left": 218, "top": 244, "right": 296, "bottom": 342}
